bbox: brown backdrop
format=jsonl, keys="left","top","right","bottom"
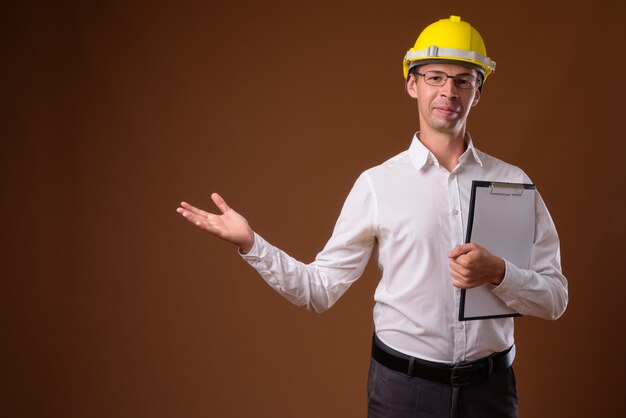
{"left": 3, "top": 1, "right": 625, "bottom": 417}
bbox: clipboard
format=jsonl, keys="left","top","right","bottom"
{"left": 458, "top": 181, "right": 536, "bottom": 321}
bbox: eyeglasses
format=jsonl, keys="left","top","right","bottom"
{"left": 414, "top": 70, "right": 481, "bottom": 89}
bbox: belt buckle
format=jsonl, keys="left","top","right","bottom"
{"left": 450, "top": 363, "right": 475, "bottom": 387}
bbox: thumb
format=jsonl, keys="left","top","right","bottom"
{"left": 211, "top": 192, "right": 231, "bottom": 214}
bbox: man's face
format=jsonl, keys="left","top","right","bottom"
{"left": 406, "top": 63, "right": 481, "bottom": 135}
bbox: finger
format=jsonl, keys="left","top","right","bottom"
{"left": 452, "top": 278, "right": 473, "bottom": 289}
{"left": 451, "top": 267, "right": 478, "bottom": 288}
{"left": 177, "top": 206, "right": 215, "bottom": 226}
{"left": 448, "top": 243, "right": 473, "bottom": 258}
{"left": 452, "top": 278, "right": 469, "bottom": 289}
{"left": 179, "top": 201, "right": 195, "bottom": 210}
{"left": 179, "top": 201, "right": 210, "bottom": 217}
{"left": 451, "top": 253, "right": 473, "bottom": 269}
{"left": 183, "top": 211, "right": 223, "bottom": 235}
{"left": 450, "top": 270, "right": 469, "bottom": 289}
{"left": 177, "top": 208, "right": 204, "bottom": 225}
{"left": 450, "top": 260, "right": 470, "bottom": 278}
{"left": 211, "top": 192, "right": 231, "bottom": 214}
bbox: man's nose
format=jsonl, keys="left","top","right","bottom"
{"left": 440, "top": 77, "right": 459, "bottom": 98}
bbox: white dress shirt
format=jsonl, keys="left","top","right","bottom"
{"left": 241, "top": 134, "right": 568, "bottom": 363}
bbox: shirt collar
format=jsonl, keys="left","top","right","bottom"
{"left": 408, "top": 132, "right": 483, "bottom": 170}
{"left": 461, "top": 133, "right": 483, "bottom": 167}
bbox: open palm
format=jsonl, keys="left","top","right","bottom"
{"left": 177, "top": 193, "right": 254, "bottom": 253}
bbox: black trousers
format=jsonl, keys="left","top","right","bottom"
{"left": 367, "top": 356, "right": 518, "bottom": 418}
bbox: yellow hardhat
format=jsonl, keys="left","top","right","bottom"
{"left": 403, "top": 15, "right": 496, "bottom": 80}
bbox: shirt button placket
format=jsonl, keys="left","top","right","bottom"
{"left": 448, "top": 172, "right": 466, "bottom": 363}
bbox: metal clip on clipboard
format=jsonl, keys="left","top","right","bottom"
{"left": 490, "top": 182, "right": 525, "bottom": 196}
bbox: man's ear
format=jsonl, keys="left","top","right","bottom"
{"left": 406, "top": 74, "right": 418, "bottom": 99}
{"left": 472, "top": 88, "right": 481, "bottom": 107}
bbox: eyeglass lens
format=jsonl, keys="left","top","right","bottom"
{"left": 420, "top": 71, "right": 479, "bottom": 89}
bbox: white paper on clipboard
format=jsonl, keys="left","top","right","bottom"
{"left": 459, "top": 181, "right": 536, "bottom": 321}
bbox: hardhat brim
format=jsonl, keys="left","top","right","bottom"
{"left": 408, "top": 59, "right": 485, "bottom": 76}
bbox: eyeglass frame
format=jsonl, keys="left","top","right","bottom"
{"left": 412, "top": 70, "right": 482, "bottom": 89}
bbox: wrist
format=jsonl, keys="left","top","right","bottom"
{"left": 490, "top": 258, "right": 506, "bottom": 286}
{"left": 239, "top": 232, "right": 254, "bottom": 254}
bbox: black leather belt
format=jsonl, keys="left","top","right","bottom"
{"left": 371, "top": 335, "right": 515, "bottom": 387}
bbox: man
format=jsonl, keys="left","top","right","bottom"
{"left": 177, "top": 15, "right": 568, "bottom": 417}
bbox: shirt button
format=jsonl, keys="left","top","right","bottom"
{"left": 452, "top": 209, "right": 459, "bottom": 215}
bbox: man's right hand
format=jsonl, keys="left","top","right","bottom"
{"left": 176, "top": 193, "right": 255, "bottom": 254}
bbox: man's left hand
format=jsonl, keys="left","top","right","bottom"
{"left": 448, "top": 243, "right": 505, "bottom": 289}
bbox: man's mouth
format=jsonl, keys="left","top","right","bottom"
{"left": 434, "top": 106, "right": 460, "bottom": 116}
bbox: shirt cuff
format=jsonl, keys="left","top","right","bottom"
{"left": 238, "top": 232, "right": 261, "bottom": 257}
{"left": 491, "top": 259, "right": 525, "bottom": 303}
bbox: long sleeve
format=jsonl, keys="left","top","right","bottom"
{"left": 235, "top": 136, "right": 569, "bottom": 361}
{"left": 240, "top": 173, "right": 377, "bottom": 313}
{"left": 491, "top": 191, "right": 569, "bottom": 320}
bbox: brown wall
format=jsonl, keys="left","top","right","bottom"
{"left": 3, "top": 1, "right": 624, "bottom": 417}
